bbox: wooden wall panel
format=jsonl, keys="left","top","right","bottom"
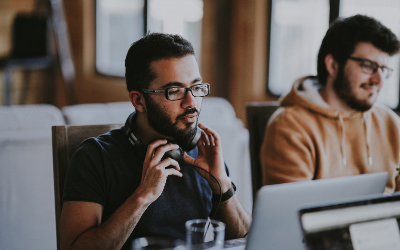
{"left": 65, "top": 0, "right": 129, "bottom": 105}
{"left": 0, "top": 0, "right": 277, "bottom": 126}
{"left": 229, "top": 0, "right": 276, "bottom": 122}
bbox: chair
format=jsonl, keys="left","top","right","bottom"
{"left": 245, "top": 101, "right": 279, "bottom": 199}
{"left": 51, "top": 124, "right": 122, "bottom": 250}
{"left": 0, "top": 104, "right": 64, "bottom": 250}
{"left": 61, "top": 102, "right": 135, "bottom": 125}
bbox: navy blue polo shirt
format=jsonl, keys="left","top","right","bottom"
{"left": 63, "top": 124, "right": 215, "bottom": 249}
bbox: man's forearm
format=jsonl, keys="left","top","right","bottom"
{"left": 213, "top": 195, "right": 252, "bottom": 239}
{"left": 62, "top": 194, "right": 151, "bottom": 250}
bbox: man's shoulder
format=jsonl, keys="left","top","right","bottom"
{"left": 268, "top": 105, "right": 317, "bottom": 126}
{"left": 96, "top": 126, "right": 125, "bottom": 143}
{"left": 371, "top": 103, "right": 400, "bottom": 123}
{"left": 73, "top": 126, "right": 127, "bottom": 157}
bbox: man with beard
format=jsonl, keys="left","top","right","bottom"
{"left": 60, "top": 33, "right": 251, "bottom": 250}
{"left": 260, "top": 15, "right": 400, "bottom": 193}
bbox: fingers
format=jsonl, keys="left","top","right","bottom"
{"left": 165, "top": 168, "right": 183, "bottom": 177}
{"left": 146, "top": 140, "right": 180, "bottom": 163}
{"left": 158, "top": 157, "right": 181, "bottom": 173}
{"left": 138, "top": 140, "right": 184, "bottom": 202}
{"left": 201, "top": 130, "right": 211, "bottom": 145}
{"left": 198, "top": 123, "right": 220, "bottom": 147}
{"left": 142, "top": 140, "right": 182, "bottom": 177}
{"left": 156, "top": 157, "right": 183, "bottom": 177}
{"left": 143, "top": 140, "right": 168, "bottom": 167}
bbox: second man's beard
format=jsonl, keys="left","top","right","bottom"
{"left": 333, "top": 66, "right": 374, "bottom": 112}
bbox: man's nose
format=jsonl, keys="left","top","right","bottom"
{"left": 370, "top": 68, "right": 383, "bottom": 85}
{"left": 181, "top": 89, "right": 197, "bottom": 109}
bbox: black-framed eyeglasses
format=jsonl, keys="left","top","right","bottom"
{"left": 348, "top": 56, "right": 393, "bottom": 79}
{"left": 141, "top": 83, "right": 210, "bottom": 101}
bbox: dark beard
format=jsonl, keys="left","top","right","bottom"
{"left": 333, "top": 65, "right": 373, "bottom": 112}
{"left": 144, "top": 95, "right": 199, "bottom": 147}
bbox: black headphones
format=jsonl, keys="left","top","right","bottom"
{"left": 123, "top": 112, "right": 201, "bottom": 162}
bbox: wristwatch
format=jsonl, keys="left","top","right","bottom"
{"left": 212, "top": 181, "right": 236, "bottom": 202}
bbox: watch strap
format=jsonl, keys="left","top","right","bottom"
{"left": 212, "top": 181, "right": 236, "bottom": 202}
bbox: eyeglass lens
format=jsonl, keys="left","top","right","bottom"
{"left": 167, "top": 84, "right": 209, "bottom": 100}
{"left": 361, "top": 60, "right": 392, "bottom": 78}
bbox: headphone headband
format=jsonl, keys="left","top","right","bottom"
{"left": 124, "top": 112, "right": 145, "bottom": 159}
{"left": 123, "top": 111, "right": 200, "bottom": 162}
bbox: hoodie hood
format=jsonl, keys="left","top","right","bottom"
{"left": 280, "top": 76, "right": 374, "bottom": 167}
{"left": 280, "top": 76, "right": 374, "bottom": 119}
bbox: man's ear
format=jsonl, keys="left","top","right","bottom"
{"left": 129, "top": 91, "right": 146, "bottom": 113}
{"left": 325, "top": 54, "right": 339, "bottom": 78}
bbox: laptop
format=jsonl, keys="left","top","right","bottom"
{"left": 299, "top": 192, "right": 400, "bottom": 250}
{"left": 244, "top": 172, "right": 389, "bottom": 250}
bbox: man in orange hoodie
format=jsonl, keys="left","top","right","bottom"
{"left": 261, "top": 15, "right": 400, "bottom": 193}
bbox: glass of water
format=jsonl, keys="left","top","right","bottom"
{"left": 186, "top": 219, "right": 225, "bottom": 250}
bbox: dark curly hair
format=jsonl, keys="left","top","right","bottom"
{"left": 317, "top": 15, "right": 400, "bottom": 86}
{"left": 125, "top": 33, "right": 195, "bottom": 92}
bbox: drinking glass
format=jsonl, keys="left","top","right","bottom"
{"left": 131, "top": 237, "right": 186, "bottom": 250}
{"left": 186, "top": 219, "right": 225, "bottom": 250}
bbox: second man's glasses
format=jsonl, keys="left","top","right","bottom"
{"left": 348, "top": 56, "right": 393, "bottom": 79}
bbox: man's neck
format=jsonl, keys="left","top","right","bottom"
{"left": 130, "top": 113, "right": 167, "bottom": 147}
{"left": 319, "top": 85, "right": 356, "bottom": 115}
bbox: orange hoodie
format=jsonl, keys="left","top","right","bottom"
{"left": 261, "top": 76, "right": 400, "bottom": 193}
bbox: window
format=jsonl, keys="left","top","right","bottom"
{"left": 268, "top": 0, "right": 330, "bottom": 96}
{"left": 268, "top": 0, "right": 400, "bottom": 109}
{"left": 96, "top": 0, "right": 145, "bottom": 77}
{"left": 340, "top": 0, "right": 400, "bottom": 108}
{"left": 95, "top": 0, "right": 203, "bottom": 77}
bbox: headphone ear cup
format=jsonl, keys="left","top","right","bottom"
{"left": 163, "top": 147, "right": 184, "bottom": 163}
{"left": 181, "top": 126, "right": 202, "bottom": 152}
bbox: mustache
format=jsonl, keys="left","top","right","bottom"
{"left": 360, "top": 82, "right": 379, "bottom": 88}
{"left": 176, "top": 108, "right": 199, "bottom": 120}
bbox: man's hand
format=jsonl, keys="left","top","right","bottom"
{"left": 60, "top": 140, "right": 183, "bottom": 250}
{"left": 183, "top": 123, "right": 232, "bottom": 194}
{"left": 134, "top": 140, "right": 183, "bottom": 203}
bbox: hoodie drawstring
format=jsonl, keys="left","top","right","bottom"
{"left": 338, "top": 113, "right": 372, "bottom": 167}
{"left": 338, "top": 114, "right": 347, "bottom": 166}
{"left": 364, "top": 113, "right": 372, "bottom": 166}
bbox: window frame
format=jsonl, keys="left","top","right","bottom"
{"left": 94, "top": 0, "right": 149, "bottom": 78}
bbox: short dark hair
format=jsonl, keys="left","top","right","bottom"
{"left": 317, "top": 15, "right": 400, "bottom": 86}
{"left": 125, "top": 33, "right": 195, "bottom": 92}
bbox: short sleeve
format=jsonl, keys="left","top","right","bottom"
{"left": 63, "top": 139, "right": 107, "bottom": 206}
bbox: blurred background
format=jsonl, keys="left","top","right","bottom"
{"left": 1, "top": 1, "right": 400, "bottom": 249}
{"left": 1, "top": 0, "right": 400, "bottom": 123}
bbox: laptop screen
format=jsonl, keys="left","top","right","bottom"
{"left": 299, "top": 193, "right": 400, "bottom": 250}
{"left": 245, "top": 172, "right": 388, "bottom": 250}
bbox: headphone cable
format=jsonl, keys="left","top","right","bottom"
{"left": 187, "top": 164, "right": 222, "bottom": 239}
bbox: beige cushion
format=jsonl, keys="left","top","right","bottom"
{"left": 0, "top": 104, "right": 64, "bottom": 250}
